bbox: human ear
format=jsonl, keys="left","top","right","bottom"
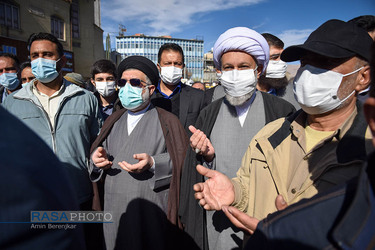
{"left": 355, "top": 65, "right": 371, "bottom": 92}
{"left": 256, "top": 65, "right": 263, "bottom": 79}
{"left": 148, "top": 85, "right": 156, "bottom": 96}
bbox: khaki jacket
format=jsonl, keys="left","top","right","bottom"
{"left": 232, "top": 104, "right": 373, "bottom": 220}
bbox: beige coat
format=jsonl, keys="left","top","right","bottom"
{"left": 232, "top": 107, "right": 373, "bottom": 220}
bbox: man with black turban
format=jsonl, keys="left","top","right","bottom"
{"left": 89, "top": 56, "right": 190, "bottom": 249}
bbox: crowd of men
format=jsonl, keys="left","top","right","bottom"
{"left": 0, "top": 15, "right": 374, "bottom": 250}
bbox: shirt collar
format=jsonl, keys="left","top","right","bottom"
{"left": 267, "top": 88, "right": 277, "bottom": 96}
{"left": 157, "top": 80, "right": 182, "bottom": 99}
{"left": 291, "top": 106, "right": 358, "bottom": 141}
{"left": 128, "top": 103, "right": 151, "bottom": 116}
{"left": 32, "top": 80, "right": 65, "bottom": 98}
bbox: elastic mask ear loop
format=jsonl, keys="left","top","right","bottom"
{"left": 55, "top": 57, "right": 63, "bottom": 74}
{"left": 336, "top": 67, "right": 363, "bottom": 105}
{"left": 342, "top": 66, "right": 364, "bottom": 77}
{"left": 339, "top": 90, "right": 356, "bottom": 104}
{"left": 338, "top": 66, "right": 364, "bottom": 103}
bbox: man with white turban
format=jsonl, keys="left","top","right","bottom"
{"left": 180, "top": 27, "right": 295, "bottom": 250}
{"left": 193, "top": 19, "right": 374, "bottom": 248}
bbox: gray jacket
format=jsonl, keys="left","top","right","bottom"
{"left": 3, "top": 79, "right": 103, "bottom": 203}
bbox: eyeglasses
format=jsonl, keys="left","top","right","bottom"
{"left": 117, "top": 78, "right": 146, "bottom": 88}
{"left": 0, "top": 67, "right": 17, "bottom": 74}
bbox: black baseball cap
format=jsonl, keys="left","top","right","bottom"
{"left": 281, "top": 19, "right": 373, "bottom": 62}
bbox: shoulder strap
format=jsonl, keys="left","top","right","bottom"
{"left": 267, "top": 109, "right": 302, "bottom": 149}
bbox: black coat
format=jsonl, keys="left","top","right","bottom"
{"left": 151, "top": 84, "right": 206, "bottom": 134}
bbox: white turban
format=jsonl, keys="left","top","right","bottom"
{"left": 213, "top": 27, "right": 270, "bottom": 74}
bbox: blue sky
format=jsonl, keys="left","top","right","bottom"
{"left": 100, "top": 0, "right": 374, "bottom": 57}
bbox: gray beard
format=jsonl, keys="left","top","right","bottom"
{"left": 225, "top": 92, "right": 253, "bottom": 106}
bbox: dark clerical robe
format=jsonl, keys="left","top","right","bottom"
{"left": 180, "top": 92, "right": 296, "bottom": 249}
{"left": 89, "top": 106, "right": 191, "bottom": 249}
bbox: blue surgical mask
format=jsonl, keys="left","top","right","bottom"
{"left": 119, "top": 83, "right": 144, "bottom": 110}
{"left": 31, "top": 58, "right": 61, "bottom": 83}
{"left": 0, "top": 72, "right": 20, "bottom": 90}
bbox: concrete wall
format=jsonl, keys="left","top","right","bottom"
{"left": 0, "top": 0, "right": 72, "bottom": 53}
{"left": 0, "top": 0, "right": 104, "bottom": 78}
{"left": 72, "top": 0, "right": 104, "bottom": 78}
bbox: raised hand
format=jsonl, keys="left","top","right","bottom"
{"left": 92, "top": 146, "right": 112, "bottom": 170}
{"left": 118, "top": 153, "right": 154, "bottom": 174}
{"left": 222, "top": 206, "right": 259, "bottom": 235}
{"left": 189, "top": 125, "right": 215, "bottom": 162}
{"left": 193, "top": 164, "right": 235, "bottom": 210}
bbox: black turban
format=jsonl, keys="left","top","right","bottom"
{"left": 117, "top": 56, "right": 160, "bottom": 85}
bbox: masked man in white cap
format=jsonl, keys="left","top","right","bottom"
{"left": 180, "top": 27, "right": 296, "bottom": 250}
{"left": 193, "top": 19, "right": 374, "bottom": 246}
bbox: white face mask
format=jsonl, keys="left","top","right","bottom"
{"left": 266, "top": 60, "right": 287, "bottom": 78}
{"left": 95, "top": 81, "right": 116, "bottom": 97}
{"left": 293, "top": 64, "right": 363, "bottom": 115}
{"left": 160, "top": 66, "right": 182, "bottom": 85}
{"left": 220, "top": 68, "right": 257, "bottom": 97}
{"left": 22, "top": 82, "right": 30, "bottom": 88}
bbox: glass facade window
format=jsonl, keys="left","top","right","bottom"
{"left": 51, "top": 16, "right": 64, "bottom": 40}
{"left": 116, "top": 36, "right": 204, "bottom": 80}
{"left": 71, "top": 0, "right": 80, "bottom": 38}
{"left": 0, "top": 2, "right": 19, "bottom": 29}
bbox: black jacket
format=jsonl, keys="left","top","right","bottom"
{"left": 151, "top": 83, "right": 206, "bottom": 134}
{"left": 246, "top": 152, "right": 375, "bottom": 250}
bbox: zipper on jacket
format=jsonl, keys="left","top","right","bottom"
{"left": 14, "top": 96, "right": 57, "bottom": 152}
{"left": 14, "top": 87, "right": 82, "bottom": 154}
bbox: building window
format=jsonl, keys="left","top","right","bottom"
{"left": 0, "top": 2, "right": 19, "bottom": 29}
{"left": 71, "top": 0, "right": 80, "bottom": 38}
{"left": 51, "top": 16, "right": 64, "bottom": 40}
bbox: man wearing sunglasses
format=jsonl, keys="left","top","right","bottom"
{"left": 0, "top": 53, "right": 22, "bottom": 103}
{"left": 90, "top": 56, "right": 190, "bottom": 249}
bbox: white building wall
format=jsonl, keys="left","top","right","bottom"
{"left": 116, "top": 36, "right": 204, "bottom": 80}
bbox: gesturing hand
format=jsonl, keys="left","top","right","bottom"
{"left": 92, "top": 147, "right": 112, "bottom": 170}
{"left": 222, "top": 206, "right": 259, "bottom": 235}
{"left": 118, "top": 153, "right": 154, "bottom": 174}
{"left": 189, "top": 125, "right": 215, "bottom": 162}
{"left": 222, "top": 195, "right": 289, "bottom": 235}
{"left": 193, "top": 164, "right": 235, "bottom": 210}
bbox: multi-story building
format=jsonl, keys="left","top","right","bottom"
{"left": 0, "top": 0, "right": 104, "bottom": 78}
{"left": 116, "top": 34, "right": 204, "bottom": 81}
{"left": 203, "top": 50, "right": 218, "bottom": 84}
